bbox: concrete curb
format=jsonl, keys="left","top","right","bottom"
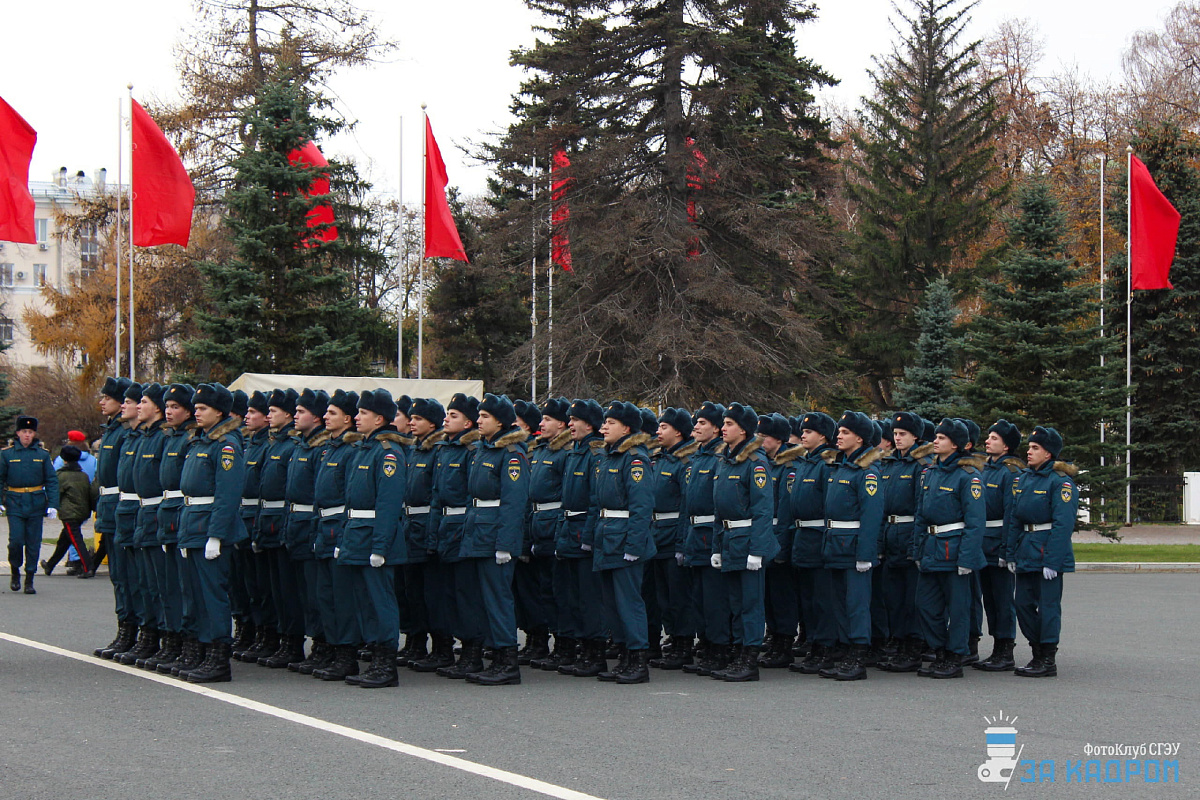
{"left": 1076, "top": 562, "right": 1200, "bottom": 573}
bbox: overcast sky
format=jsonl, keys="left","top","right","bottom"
{"left": 3, "top": 0, "right": 1183, "bottom": 201}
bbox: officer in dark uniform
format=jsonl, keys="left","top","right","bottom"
{"left": 2, "top": 415, "right": 59, "bottom": 594}
{"left": 460, "top": 393, "right": 530, "bottom": 686}
{"left": 234, "top": 391, "right": 274, "bottom": 663}
{"left": 876, "top": 411, "right": 935, "bottom": 673}
{"left": 780, "top": 412, "right": 839, "bottom": 675}
{"left": 226, "top": 389, "right": 251, "bottom": 646}
{"left": 339, "top": 389, "right": 407, "bottom": 688}
{"left": 680, "top": 402, "right": 731, "bottom": 677}
{"left": 112, "top": 383, "right": 147, "bottom": 658}
{"left": 1009, "top": 426, "right": 1076, "bottom": 678}
{"left": 646, "top": 407, "right": 697, "bottom": 669}
{"left": 974, "top": 419, "right": 1023, "bottom": 671}
{"left": 256, "top": 388, "right": 303, "bottom": 668}
{"left": 311, "top": 390, "right": 362, "bottom": 681}
{"left": 910, "top": 418, "right": 985, "bottom": 679}
{"left": 512, "top": 399, "right": 552, "bottom": 664}
{"left": 428, "top": 393, "right": 484, "bottom": 679}
{"left": 589, "top": 401, "right": 654, "bottom": 684}
{"left": 709, "top": 404, "right": 777, "bottom": 682}
{"left": 756, "top": 413, "right": 803, "bottom": 669}
{"left": 152, "top": 384, "right": 196, "bottom": 675}
{"left": 93, "top": 377, "right": 136, "bottom": 656}
{"left": 821, "top": 411, "right": 884, "bottom": 681}
{"left": 177, "top": 383, "right": 246, "bottom": 683}
{"left": 389, "top": 397, "right": 426, "bottom": 668}
{"left": 281, "top": 388, "right": 330, "bottom": 673}
{"left": 404, "top": 398, "right": 449, "bottom": 671}
{"left": 549, "top": 399, "right": 607, "bottom": 677}
{"left": 518, "top": 398, "right": 571, "bottom": 665}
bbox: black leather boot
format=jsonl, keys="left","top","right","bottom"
{"left": 188, "top": 641, "right": 233, "bottom": 683}
{"left": 518, "top": 628, "right": 550, "bottom": 665}
{"left": 156, "top": 635, "right": 192, "bottom": 674}
{"left": 682, "top": 640, "right": 709, "bottom": 674}
{"left": 720, "top": 646, "right": 761, "bottom": 682}
{"left": 918, "top": 648, "right": 946, "bottom": 678}
{"left": 261, "top": 634, "right": 306, "bottom": 668}
{"left": 472, "top": 645, "right": 521, "bottom": 686}
{"left": 177, "top": 642, "right": 215, "bottom": 680}
{"left": 437, "top": 639, "right": 484, "bottom": 679}
{"left": 861, "top": 638, "right": 885, "bottom": 668}
{"left": 597, "top": 645, "right": 629, "bottom": 681}
{"left": 1014, "top": 642, "right": 1043, "bottom": 676}
{"left": 22, "top": 573, "right": 35, "bottom": 595}
{"left": 356, "top": 644, "right": 400, "bottom": 688}
{"left": 931, "top": 650, "right": 964, "bottom": 678}
{"left": 411, "top": 634, "right": 456, "bottom": 672}
{"left": 882, "top": 638, "right": 924, "bottom": 673}
{"left": 818, "top": 644, "right": 848, "bottom": 678}
{"left": 656, "top": 636, "right": 694, "bottom": 670}
{"left": 616, "top": 648, "right": 651, "bottom": 684}
{"left": 248, "top": 629, "right": 280, "bottom": 664}
{"left": 118, "top": 627, "right": 160, "bottom": 665}
{"left": 974, "top": 637, "right": 1016, "bottom": 671}
{"left": 962, "top": 635, "right": 981, "bottom": 666}
{"left": 314, "top": 645, "right": 360, "bottom": 681}
{"left": 758, "top": 635, "right": 794, "bottom": 668}
{"left": 696, "top": 644, "right": 731, "bottom": 677}
{"left": 565, "top": 639, "right": 606, "bottom": 677}
{"left": 1016, "top": 643, "right": 1056, "bottom": 677}
{"left": 140, "top": 631, "right": 179, "bottom": 670}
{"left": 292, "top": 639, "right": 331, "bottom": 673}
{"left": 398, "top": 632, "right": 428, "bottom": 667}
{"left": 231, "top": 619, "right": 256, "bottom": 655}
{"left": 168, "top": 639, "right": 204, "bottom": 676}
{"left": 834, "top": 644, "right": 868, "bottom": 681}
{"left": 791, "top": 642, "right": 825, "bottom": 674}
{"left": 95, "top": 621, "right": 134, "bottom": 659}
{"left": 110, "top": 624, "right": 146, "bottom": 662}
{"left": 532, "top": 635, "right": 573, "bottom": 670}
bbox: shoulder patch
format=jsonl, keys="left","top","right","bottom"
{"left": 970, "top": 477, "right": 982, "bottom": 500}
{"left": 1060, "top": 483, "right": 1073, "bottom": 503}
{"left": 508, "top": 457, "right": 522, "bottom": 482}
{"left": 631, "top": 461, "right": 645, "bottom": 483}
{"left": 220, "top": 445, "right": 236, "bottom": 472}
{"left": 865, "top": 472, "right": 879, "bottom": 497}
{"left": 753, "top": 464, "right": 767, "bottom": 490}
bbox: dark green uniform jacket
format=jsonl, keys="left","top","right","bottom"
{"left": 982, "top": 454, "right": 1024, "bottom": 566}
{"left": 256, "top": 423, "right": 297, "bottom": 549}
{"left": 650, "top": 438, "right": 696, "bottom": 560}
{"left": 94, "top": 415, "right": 129, "bottom": 534}
{"left": 1008, "top": 460, "right": 1078, "bottom": 573}
{"left": 821, "top": 445, "right": 884, "bottom": 569}
{"left": 589, "top": 432, "right": 655, "bottom": 570}
{"left": 554, "top": 434, "right": 604, "bottom": 559}
{"left": 56, "top": 462, "right": 95, "bottom": 523}
{"left": 462, "top": 427, "right": 530, "bottom": 559}
{"left": 880, "top": 442, "right": 935, "bottom": 567}
{"left": 157, "top": 422, "right": 196, "bottom": 545}
{"left": 312, "top": 431, "right": 358, "bottom": 558}
{"left": 911, "top": 452, "right": 986, "bottom": 572}
{"left": 712, "top": 435, "right": 779, "bottom": 571}
{"left": 528, "top": 429, "right": 572, "bottom": 558}
{"left": 132, "top": 419, "right": 168, "bottom": 547}
{"left": 339, "top": 428, "right": 407, "bottom": 565}
{"left": 178, "top": 416, "right": 247, "bottom": 549}
{"left": 0, "top": 438, "right": 59, "bottom": 516}
{"left": 284, "top": 426, "right": 330, "bottom": 559}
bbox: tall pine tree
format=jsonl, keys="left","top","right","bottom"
{"left": 846, "top": 0, "right": 1006, "bottom": 407}
{"left": 894, "top": 277, "right": 959, "bottom": 419}
{"left": 961, "top": 179, "right": 1123, "bottom": 534}
{"left": 184, "top": 72, "right": 382, "bottom": 380}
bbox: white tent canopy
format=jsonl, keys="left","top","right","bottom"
{"left": 227, "top": 374, "right": 484, "bottom": 407}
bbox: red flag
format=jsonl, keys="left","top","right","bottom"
{"left": 551, "top": 149, "right": 573, "bottom": 272}
{"left": 131, "top": 99, "right": 195, "bottom": 247}
{"left": 287, "top": 140, "right": 337, "bottom": 246}
{"left": 0, "top": 96, "right": 37, "bottom": 244}
{"left": 685, "top": 138, "right": 713, "bottom": 259}
{"left": 423, "top": 117, "right": 468, "bottom": 262}
{"left": 1130, "top": 155, "right": 1180, "bottom": 291}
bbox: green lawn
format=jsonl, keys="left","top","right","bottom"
{"left": 1074, "top": 544, "right": 1200, "bottom": 562}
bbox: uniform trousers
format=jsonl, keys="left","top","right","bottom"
{"left": 795, "top": 566, "right": 836, "bottom": 647}
{"left": 978, "top": 565, "right": 1016, "bottom": 639}
{"left": 1015, "top": 571, "right": 1064, "bottom": 645}
{"left": 600, "top": 562, "right": 648, "bottom": 650}
{"left": 727, "top": 567, "right": 766, "bottom": 648}
{"left": 349, "top": 563, "right": 398, "bottom": 650}
{"left": 181, "top": 546, "right": 232, "bottom": 645}
{"left": 829, "top": 567, "right": 872, "bottom": 646}
{"left": 764, "top": 561, "right": 799, "bottom": 636}
{"left": 7, "top": 514, "right": 45, "bottom": 574}
{"left": 267, "top": 546, "right": 304, "bottom": 637}
{"left": 916, "top": 570, "right": 972, "bottom": 655}
{"left": 514, "top": 555, "right": 554, "bottom": 632}
{"left": 881, "top": 562, "right": 921, "bottom": 641}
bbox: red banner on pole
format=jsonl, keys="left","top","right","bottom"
{"left": 0, "top": 96, "right": 37, "bottom": 244}
{"left": 551, "top": 149, "right": 573, "bottom": 272}
{"left": 424, "top": 117, "right": 468, "bottom": 262}
{"left": 131, "top": 99, "right": 195, "bottom": 247}
{"left": 1130, "top": 155, "right": 1180, "bottom": 291}
{"left": 288, "top": 140, "right": 338, "bottom": 246}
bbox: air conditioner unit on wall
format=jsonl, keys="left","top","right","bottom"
{"left": 38, "top": 243, "right": 49, "bottom": 251}
{"left": 16, "top": 272, "right": 25, "bottom": 280}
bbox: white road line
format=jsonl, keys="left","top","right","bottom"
{"left": 0, "top": 631, "right": 605, "bottom": 800}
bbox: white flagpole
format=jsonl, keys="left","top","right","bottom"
{"left": 115, "top": 97, "right": 122, "bottom": 378}
{"left": 403, "top": 113, "right": 408, "bottom": 381}
{"left": 127, "top": 83, "right": 135, "bottom": 381}
{"left": 1126, "top": 145, "right": 1133, "bottom": 527}
{"left": 547, "top": 177, "right": 554, "bottom": 395}
{"left": 1099, "top": 154, "right": 1106, "bottom": 469}
{"left": 531, "top": 157, "right": 538, "bottom": 400}
{"left": 418, "top": 104, "right": 426, "bottom": 381}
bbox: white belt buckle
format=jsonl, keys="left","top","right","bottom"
{"left": 319, "top": 505, "right": 346, "bottom": 518}
{"left": 442, "top": 506, "right": 467, "bottom": 516}
{"left": 601, "top": 509, "right": 630, "bottom": 519}
{"left": 473, "top": 499, "right": 501, "bottom": 508}
{"left": 348, "top": 509, "right": 376, "bottom": 519}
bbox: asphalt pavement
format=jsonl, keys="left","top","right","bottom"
{"left": 0, "top": 571, "right": 1196, "bottom": 800}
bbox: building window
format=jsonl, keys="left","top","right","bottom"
{"left": 35, "top": 218, "right": 48, "bottom": 244}
{"left": 0, "top": 317, "right": 13, "bottom": 343}
{"left": 34, "top": 264, "right": 47, "bottom": 287}
{"left": 79, "top": 223, "right": 100, "bottom": 279}
{"left": 0, "top": 263, "right": 12, "bottom": 287}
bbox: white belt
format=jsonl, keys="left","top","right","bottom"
{"left": 928, "top": 522, "right": 965, "bottom": 534}
{"left": 600, "top": 508, "right": 629, "bottom": 519}
{"left": 653, "top": 511, "right": 680, "bottom": 521}
{"left": 241, "top": 498, "right": 259, "bottom": 507}
{"left": 985, "top": 519, "right": 1005, "bottom": 528}
{"left": 794, "top": 518, "right": 824, "bottom": 529}
{"left": 534, "top": 501, "right": 563, "bottom": 512}
{"left": 319, "top": 505, "right": 346, "bottom": 518}
{"left": 291, "top": 503, "right": 315, "bottom": 513}
{"left": 473, "top": 498, "right": 501, "bottom": 508}
{"left": 139, "top": 496, "right": 163, "bottom": 507}
{"left": 119, "top": 492, "right": 139, "bottom": 502}
{"left": 690, "top": 514, "right": 715, "bottom": 525}
{"left": 185, "top": 496, "right": 214, "bottom": 506}
{"left": 887, "top": 515, "right": 915, "bottom": 524}
{"left": 442, "top": 506, "right": 467, "bottom": 516}
{"left": 1022, "top": 522, "right": 1052, "bottom": 532}
{"left": 406, "top": 505, "right": 431, "bottom": 515}
{"left": 163, "top": 490, "right": 184, "bottom": 500}
{"left": 722, "top": 519, "right": 752, "bottom": 530}
{"left": 564, "top": 510, "right": 586, "bottom": 518}
{"left": 260, "top": 500, "right": 286, "bottom": 510}
{"left": 348, "top": 509, "right": 375, "bottom": 519}
{"left": 100, "top": 486, "right": 120, "bottom": 496}
{"left": 827, "top": 520, "right": 860, "bottom": 529}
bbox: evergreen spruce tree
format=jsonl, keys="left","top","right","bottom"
{"left": 184, "top": 72, "right": 381, "bottom": 380}
{"left": 481, "top": 0, "right": 840, "bottom": 407}
{"left": 894, "top": 278, "right": 959, "bottom": 419}
{"left": 0, "top": 338, "right": 22, "bottom": 437}
{"left": 846, "top": 0, "right": 1006, "bottom": 407}
{"left": 961, "top": 179, "right": 1123, "bottom": 535}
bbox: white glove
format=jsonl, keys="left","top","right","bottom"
{"left": 675, "top": 552, "right": 685, "bottom": 567}
{"left": 251, "top": 543, "right": 262, "bottom": 553}
{"left": 580, "top": 543, "right": 592, "bottom": 551}
{"left": 370, "top": 554, "right": 385, "bottom": 568}
{"left": 623, "top": 553, "right": 638, "bottom": 562}
{"left": 496, "top": 550, "right": 512, "bottom": 565}
{"left": 0, "top": 504, "right": 7, "bottom": 514}
{"left": 711, "top": 554, "right": 722, "bottom": 569}
{"left": 1043, "top": 566, "right": 1058, "bottom": 580}
{"left": 204, "top": 537, "right": 220, "bottom": 560}
{"left": 181, "top": 547, "right": 188, "bottom": 559}
{"left": 957, "top": 566, "right": 972, "bottom": 576}
{"left": 334, "top": 547, "right": 340, "bottom": 558}
{"left": 162, "top": 545, "right": 167, "bottom": 553}
{"left": 46, "top": 508, "right": 59, "bottom": 519}
{"left": 997, "top": 558, "right": 1007, "bottom": 569}
{"left": 746, "top": 554, "right": 763, "bottom": 571}
{"left": 855, "top": 561, "right": 871, "bottom": 573}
